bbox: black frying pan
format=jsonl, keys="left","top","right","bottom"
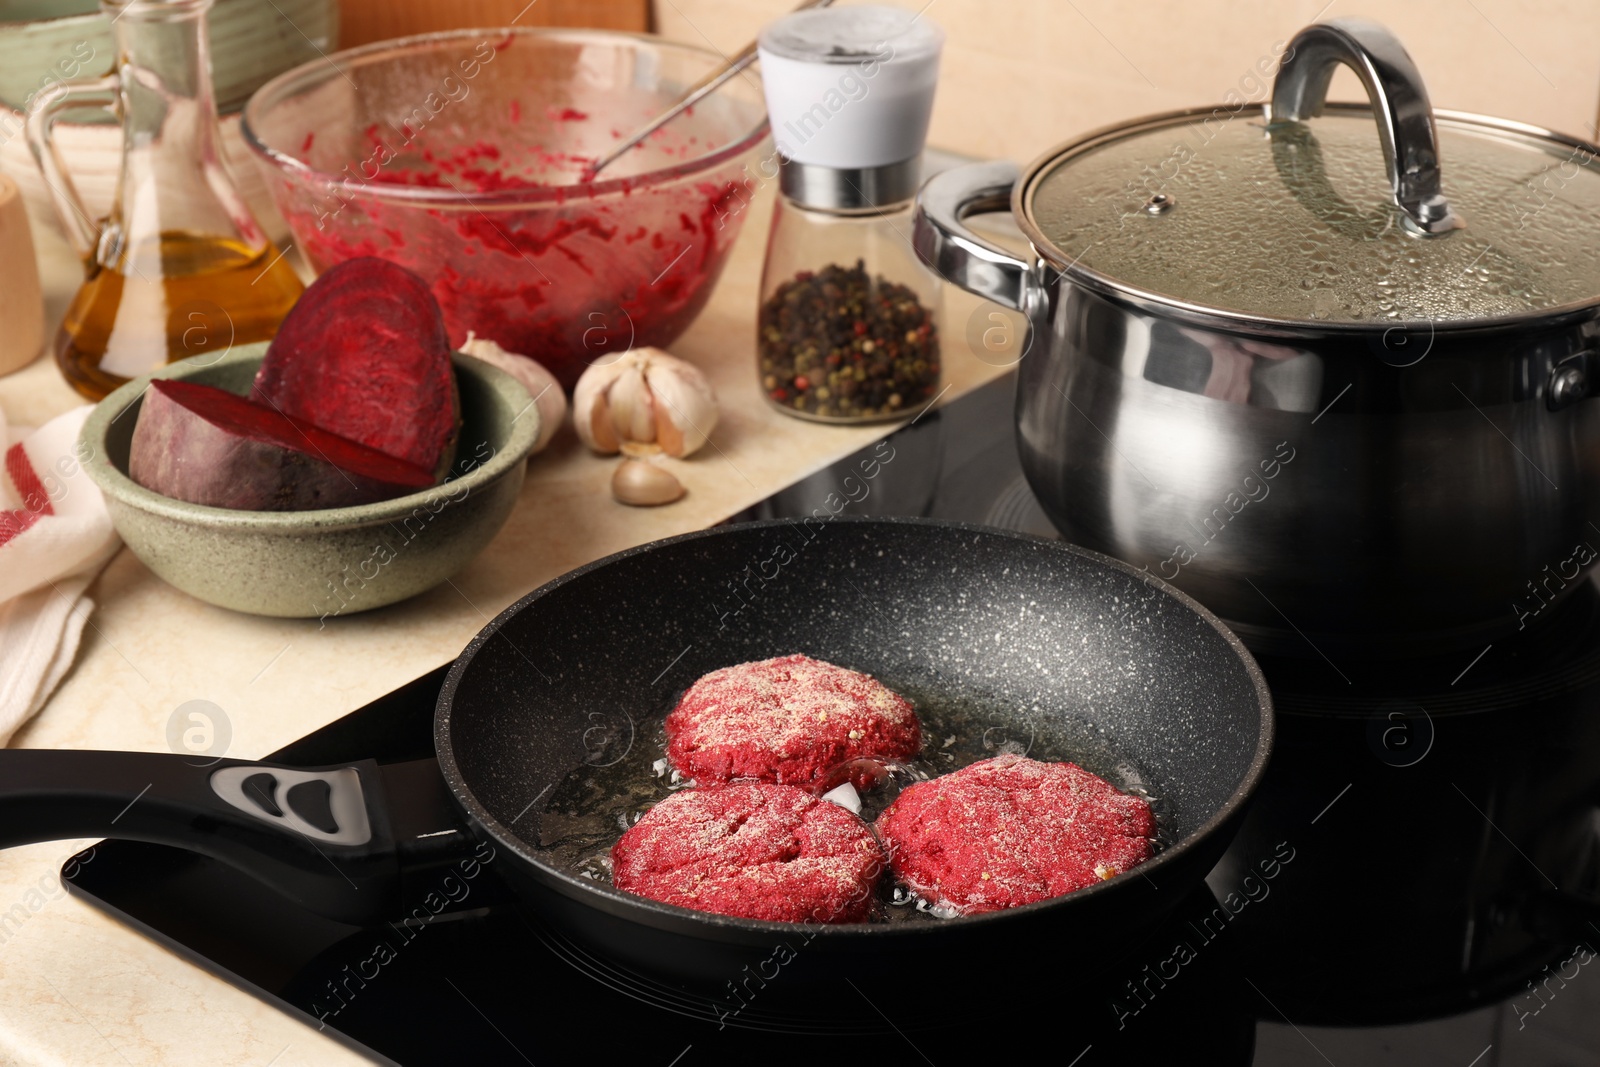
{"left": 0, "top": 519, "right": 1272, "bottom": 992}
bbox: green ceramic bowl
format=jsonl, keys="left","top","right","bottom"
{"left": 80, "top": 344, "right": 538, "bottom": 619}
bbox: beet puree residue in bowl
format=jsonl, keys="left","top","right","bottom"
{"left": 245, "top": 29, "right": 771, "bottom": 387}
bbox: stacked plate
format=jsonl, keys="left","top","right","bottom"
{"left": 0, "top": 0, "right": 337, "bottom": 240}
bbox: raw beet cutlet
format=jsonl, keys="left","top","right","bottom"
{"left": 611, "top": 783, "right": 885, "bottom": 922}
{"left": 666, "top": 654, "right": 921, "bottom": 790}
{"left": 876, "top": 754, "right": 1155, "bottom": 914}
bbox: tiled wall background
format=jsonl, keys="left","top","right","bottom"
{"left": 654, "top": 0, "right": 1600, "bottom": 163}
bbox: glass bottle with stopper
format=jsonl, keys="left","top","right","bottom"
{"left": 755, "top": 5, "right": 944, "bottom": 423}
{"left": 27, "top": 0, "right": 303, "bottom": 401}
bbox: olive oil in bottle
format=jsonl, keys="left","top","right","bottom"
{"left": 56, "top": 232, "right": 304, "bottom": 400}
{"left": 29, "top": 0, "right": 304, "bottom": 400}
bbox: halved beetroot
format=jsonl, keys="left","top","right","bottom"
{"left": 130, "top": 379, "right": 435, "bottom": 510}
{"left": 251, "top": 257, "right": 458, "bottom": 476}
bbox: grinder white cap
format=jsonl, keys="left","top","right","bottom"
{"left": 757, "top": 5, "right": 944, "bottom": 170}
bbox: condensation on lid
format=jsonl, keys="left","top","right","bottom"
{"left": 1024, "top": 108, "right": 1600, "bottom": 327}
{"left": 758, "top": 5, "right": 945, "bottom": 64}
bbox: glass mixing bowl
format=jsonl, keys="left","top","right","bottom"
{"left": 243, "top": 28, "right": 769, "bottom": 388}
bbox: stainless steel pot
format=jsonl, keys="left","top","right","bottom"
{"left": 915, "top": 18, "right": 1600, "bottom": 658}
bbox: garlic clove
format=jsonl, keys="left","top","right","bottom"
{"left": 459, "top": 332, "right": 567, "bottom": 454}
{"left": 587, "top": 388, "right": 620, "bottom": 453}
{"left": 612, "top": 458, "right": 685, "bottom": 506}
{"left": 609, "top": 361, "right": 657, "bottom": 445}
{"left": 644, "top": 357, "right": 716, "bottom": 457}
{"left": 654, "top": 402, "right": 685, "bottom": 457}
{"left": 573, "top": 354, "right": 631, "bottom": 454}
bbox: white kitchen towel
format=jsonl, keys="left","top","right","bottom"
{"left": 0, "top": 405, "right": 120, "bottom": 742}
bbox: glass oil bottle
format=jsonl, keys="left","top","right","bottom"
{"left": 27, "top": 0, "right": 303, "bottom": 400}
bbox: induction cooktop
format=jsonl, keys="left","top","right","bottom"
{"left": 66, "top": 373, "right": 1600, "bottom": 1065}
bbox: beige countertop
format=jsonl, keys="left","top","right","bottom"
{"left": 0, "top": 173, "right": 1008, "bottom": 1064}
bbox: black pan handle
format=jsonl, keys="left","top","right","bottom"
{"left": 0, "top": 750, "right": 414, "bottom": 924}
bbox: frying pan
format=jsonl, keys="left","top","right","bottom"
{"left": 0, "top": 519, "right": 1272, "bottom": 990}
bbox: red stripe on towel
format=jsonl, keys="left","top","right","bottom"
{"left": 0, "top": 507, "right": 43, "bottom": 547}
{"left": 0, "top": 441, "right": 53, "bottom": 548}
{"left": 5, "top": 442, "right": 54, "bottom": 516}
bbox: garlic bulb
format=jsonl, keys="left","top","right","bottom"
{"left": 573, "top": 347, "right": 718, "bottom": 458}
{"left": 612, "top": 458, "right": 686, "bottom": 506}
{"left": 460, "top": 332, "right": 566, "bottom": 454}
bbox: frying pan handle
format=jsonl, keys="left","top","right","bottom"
{"left": 1271, "top": 18, "right": 1463, "bottom": 236}
{"left": 0, "top": 749, "right": 404, "bottom": 924}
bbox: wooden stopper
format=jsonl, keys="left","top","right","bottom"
{"left": 0, "top": 173, "right": 44, "bottom": 377}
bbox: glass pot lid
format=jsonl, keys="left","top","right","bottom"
{"left": 1020, "top": 18, "right": 1600, "bottom": 330}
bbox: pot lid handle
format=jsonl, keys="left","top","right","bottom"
{"left": 1270, "top": 18, "right": 1464, "bottom": 236}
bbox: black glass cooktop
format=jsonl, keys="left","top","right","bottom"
{"left": 66, "top": 373, "right": 1600, "bottom": 1065}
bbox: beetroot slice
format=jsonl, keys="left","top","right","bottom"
{"left": 251, "top": 257, "right": 458, "bottom": 476}
{"left": 130, "top": 379, "right": 435, "bottom": 511}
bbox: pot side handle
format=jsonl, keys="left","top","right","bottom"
{"left": 0, "top": 749, "right": 409, "bottom": 924}
{"left": 913, "top": 160, "right": 1041, "bottom": 314}
{"left": 1270, "top": 18, "right": 1462, "bottom": 236}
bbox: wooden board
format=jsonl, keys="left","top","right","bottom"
{"left": 336, "top": 0, "right": 650, "bottom": 47}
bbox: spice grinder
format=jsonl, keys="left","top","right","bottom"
{"left": 755, "top": 5, "right": 945, "bottom": 423}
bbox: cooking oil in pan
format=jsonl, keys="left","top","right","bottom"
{"left": 532, "top": 683, "right": 1170, "bottom": 924}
